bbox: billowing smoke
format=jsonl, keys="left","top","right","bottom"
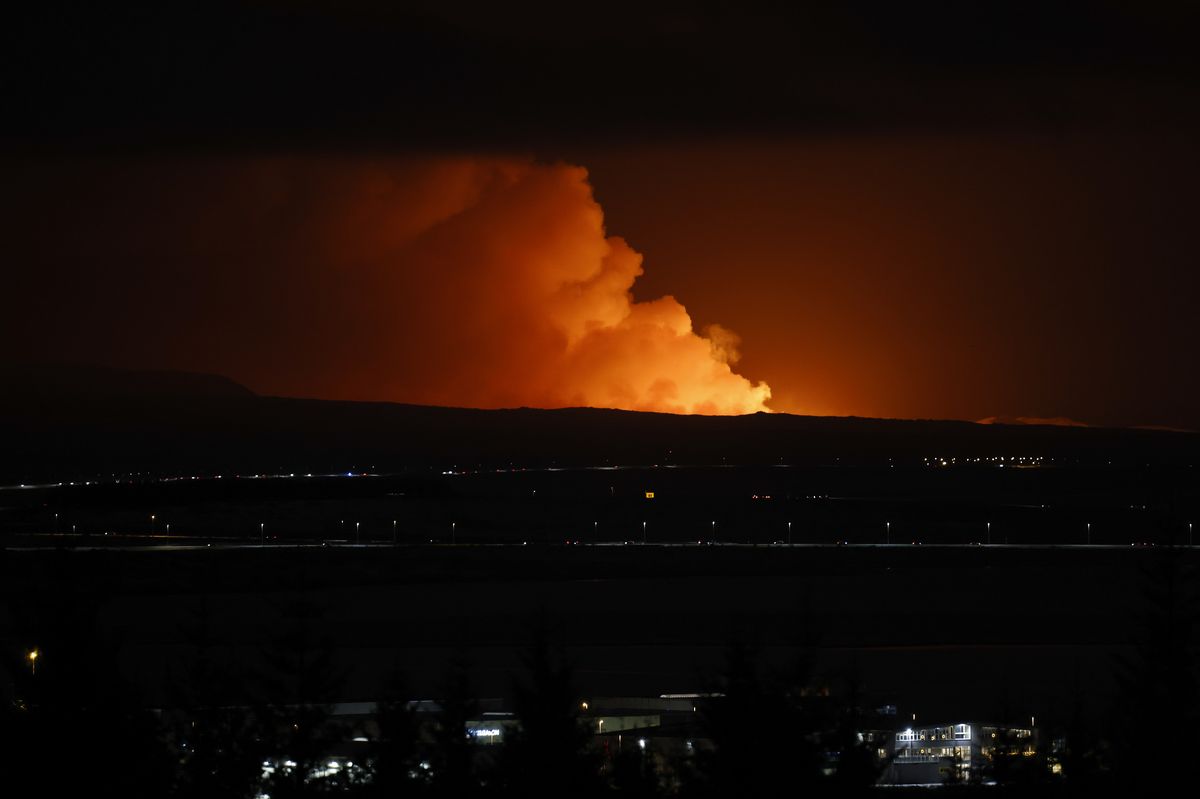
{"left": 4, "top": 157, "right": 771, "bottom": 414}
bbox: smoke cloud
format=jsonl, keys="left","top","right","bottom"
{"left": 5, "top": 157, "right": 770, "bottom": 414}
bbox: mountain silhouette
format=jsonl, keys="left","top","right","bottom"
{"left": 1, "top": 364, "right": 1195, "bottom": 482}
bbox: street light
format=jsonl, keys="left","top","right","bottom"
{"left": 260, "top": 522, "right": 265, "bottom": 547}
{"left": 642, "top": 521, "right": 646, "bottom": 544}
{"left": 788, "top": 521, "right": 792, "bottom": 546}
{"left": 392, "top": 520, "right": 397, "bottom": 545}
{"left": 166, "top": 523, "right": 171, "bottom": 538}
{"left": 987, "top": 521, "right": 991, "bottom": 545}
{"left": 1087, "top": 522, "right": 1091, "bottom": 546}
{"left": 356, "top": 521, "right": 360, "bottom": 545}
{"left": 27, "top": 649, "right": 38, "bottom": 676}
{"left": 886, "top": 521, "right": 891, "bottom": 545}
{"left": 711, "top": 520, "right": 716, "bottom": 542}
{"left": 452, "top": 521, "right": 456, "bottom": 545}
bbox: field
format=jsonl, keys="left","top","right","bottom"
{"left": 3, "top": 536, "right": 1190, "bottom": 724}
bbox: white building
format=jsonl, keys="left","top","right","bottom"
{"left": 882, "top": 721, "right": 1036, "bottom": 785}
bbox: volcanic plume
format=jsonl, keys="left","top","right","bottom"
{"left": 3, "top": 157, "right": 770, "bottom": 414}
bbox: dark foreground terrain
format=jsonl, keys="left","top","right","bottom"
{"left": 2, "top": 543, "right": 1197, "bottom": 797}
{"left": 1, "top": 542, "right": 1191, "bottom": 711}
{"left": 1, "top": 365, "right": 1197, "bottom": 795}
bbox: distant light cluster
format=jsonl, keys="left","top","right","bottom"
{"left": 923, "top": 455, "right": 1048, "bottom": 468}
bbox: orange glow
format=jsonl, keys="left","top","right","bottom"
{"left": 361, "top": 159, "right": 773, "bottom": 414}
{"left": 200, "top": 158, "right": 771, "bottom": 414}
{"left": 6, "top": 130, "right": 1196, "bottom": 429}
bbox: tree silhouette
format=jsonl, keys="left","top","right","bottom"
{"left": 166, "top": 593, "right": 263, "bottom": 799}
{"left": 1109, "top": 546, "right": 1200, "bottom": 793}
{"left": 609, "top": 742, "right": 662, "bottom": 797}
{"left": 357, "top": 667, "right": 422, "bottom": 798}
{"left": 1055, "top": 675, "right": 1105, "bottom": 793}
{"left": 256, "top": 585, "right": 348, "bottom": 798}
{"left": 428, "top": 654, "right": 483, "bottom": 797}
{"left": 825, "top": 673, "right": 891, "bottom": 791}
{"left": 494, "top": 617, "right": 602, "bottom": 798}
{"left": 691, "top": 641, "right": 825, "bottom": 798}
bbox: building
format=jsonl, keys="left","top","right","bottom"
{"left": 881, "top": 721, "right": 1036, "bottom": 785}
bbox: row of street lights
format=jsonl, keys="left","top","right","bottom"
{"left": 42, "top": 512, "right": 1200, "bottom": 547}
{"left": 262, "top": 518, "right": 1195, "bottom": 547}
{"left": 153, "top": 516, "right": 1200, "bottom": 548}
{"left": 881, "top": 520, "right": 1199, "bottom": 547}
{"left": 334, "top": 519, "right": 452, "bottom": 545}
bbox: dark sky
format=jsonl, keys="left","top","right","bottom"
{"left": 4, "top": 2, "right": 1199, "bottom": 427}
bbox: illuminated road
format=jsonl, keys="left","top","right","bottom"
{"left": 2, "top": 537, "right": 1185, "bottom": 553}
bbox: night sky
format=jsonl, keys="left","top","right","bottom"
{"left": 4, "top": 3, "right": 1198, "bottom": 428}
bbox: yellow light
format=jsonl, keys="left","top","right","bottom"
{"left": 644, "top": 491, "right": 655, "bottom": 499}
{"left": 581, "top": 701, "right": 589, "bottom": 710}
